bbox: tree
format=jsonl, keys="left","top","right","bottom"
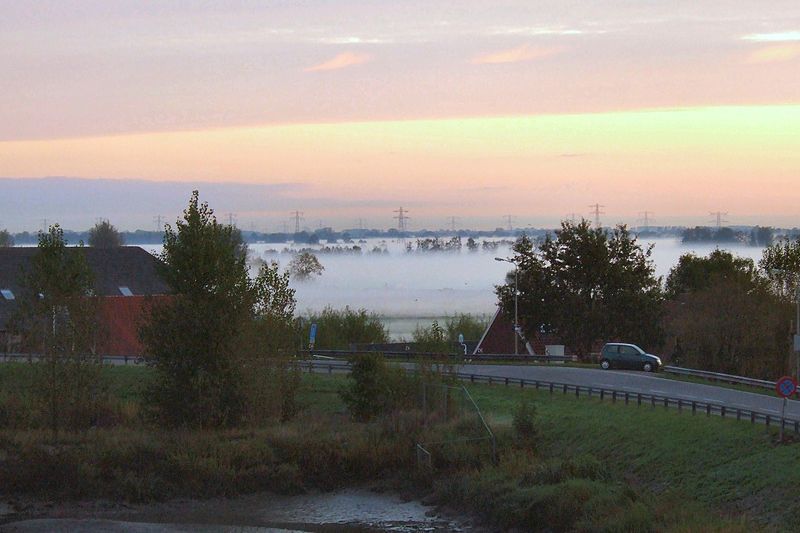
{"left": 0, "top": 229, "right": 13, "bottom": 247}
{"left": 298, "top": 306, "right": 388, "bottom": 350}
{"left": 413, "top": 319, "right": 451, "bottom": 353}
{"left": 665, "top": 250, "right": 760, "bottom": 299}
{"left": 760, "top": 237, "right": 800, "bottom": 300}
{"left": 88, "top": 220, "right": 124, "bottom": 248}
{"left": 667, "top": 278, "right": 792, "bottom": 378}
{"left": 288, "top": 251, "right": 324, "bottom": 281}
{"left": 496, "top": 221, "right": 663, "bottom": 357}
{"left": 141, "top": 192, "right": 302, "bottom": 427}
{"left": 11, "top": 225, "right": 102, "bottom": 436}
{"left": 140, "top": 192, "right": 253, "bottom": 428}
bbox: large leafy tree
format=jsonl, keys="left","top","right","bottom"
{"left": 496, "top": 221, "right": 663, "bottom": 357}
{"left": 665, "top": 249, "right": 760, "bottom": 299}
{"left": 12, "top": 225, "right": 102, "bottom": 435}
{"left": 141, "top": 192, "right": 299, "bottom": 428}
{"left": 664, "top": 250, "right": 792, "bottom": 377}
{"left": 141, "top": 192, "right": 254, "bottom": 428}
{"left": 88, "top": 220, "right": 124, "bottom": 248}
{"left": 759, "top": 237, "right": 800, "bottom": 300}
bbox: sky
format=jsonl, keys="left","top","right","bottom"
{"left": 1, "top": 1, "right": 799, "bottom": 231}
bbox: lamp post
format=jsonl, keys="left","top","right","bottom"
{"left": 495, "top": 257, "right": 519, "bottom": 355}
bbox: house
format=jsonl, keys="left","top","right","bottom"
{"left": 474, "top": 306, "right": 567, "bottom": 356}
{"left": 0, "top": 246, "right": 170, "bottom": 357}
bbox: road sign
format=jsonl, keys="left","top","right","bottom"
{"left": 775, "top": 376, "right": 798, "bottom": 398}
{"left": 309, "top": 323, "right": 317, "bottom": 350}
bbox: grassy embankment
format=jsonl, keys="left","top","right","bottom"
{"left": 1, "top": 363, "right": 798, "bottom": 530}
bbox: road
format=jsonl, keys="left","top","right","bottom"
{"left": 453, "top": 363, "right": 800, "bottom": 418}
{"left": 307, "top": 359, "right": 800, "bottom": 419}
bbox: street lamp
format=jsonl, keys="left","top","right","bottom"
{"left": 495, "top": 257, "right": 520, "bottom": 355}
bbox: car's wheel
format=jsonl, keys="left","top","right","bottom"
{"left": 601, "top": 359, "right": 610, "bottom": 370}
{"left": 643, "top": 362, "right": 653, "bottom": 372}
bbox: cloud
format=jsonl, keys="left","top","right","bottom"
{"left": 745, "top": 44, "right": 800, "bottom": 63}
{"left": 471, "top": 44, "right": 561, "bottom": 65}
{"left": 304, "top": 52, "right": 373, "bottom": 72}
{"left": 488, "top": 26, "right": 586, "bottom": 36}
{"left": 742, "top": 31, "right": 800, "bottom": 42}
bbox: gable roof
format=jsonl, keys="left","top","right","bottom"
{"left": 0, "top": 246, "right": 169, "bottom": 331}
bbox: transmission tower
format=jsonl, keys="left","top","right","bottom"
{"left": 588, "top": 203, "right": 605, "bottom": 228}
{"left": 637, "top": 211, "right": 655, "bottom": 231}
{"left": 564, "top": 213, "right": 578, "bottom": 224}
{"left": 225, "top": 213, "right": 237, "bottom": 227}
{"left": 709, "top": 211, "right": 728, "bottom": 229}
{"left": 503, "top": 215, "right": 515, "bottom": 232}
{"left": 153, "top": 215, "right": 165, "bottom": 233}
{"left": 290, "top": 211, "right": 304, "bottom": 233}
{"left": 393, "top": 207, "right": 410, "bottom": 232}
{"left": 448, "top": 216, "right": 460, "bottom": 233}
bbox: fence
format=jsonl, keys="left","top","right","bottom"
{"left": 305, "top": 349, "right": 574, "bottom": 363}
{"left": 300, "top": 361, "right": 800, "bottom": 435}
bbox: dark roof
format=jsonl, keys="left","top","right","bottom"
{"left": 0, "top": 246, "right": 169, "bottom": 331}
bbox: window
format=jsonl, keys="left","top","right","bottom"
{"left": 0, "top": 289, "right": 14, "bottom": 300}
{"left": 620, "top": 346, "right": 639, "bottom": 355}
{"left": 118, "top": 286, "right": 134, "bottom": 296}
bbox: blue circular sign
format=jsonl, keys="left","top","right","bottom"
{"left": 776, "top": 376, "right": 798, "bottom": 398}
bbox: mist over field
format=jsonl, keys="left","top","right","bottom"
{"left": 145, "top": 237, "right": 768, "bottom": 340}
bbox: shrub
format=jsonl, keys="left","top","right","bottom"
{"left": 299, "top": 306, "right": 389, "bottom": 350}
{"left": 512, "top": 396, "right": 539, "bottom": 444}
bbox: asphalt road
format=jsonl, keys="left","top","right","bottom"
{"left": 453, "top": 363, "right": 800, "bottom": 418}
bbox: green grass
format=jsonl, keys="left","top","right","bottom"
{"left": 467, "top": 382, "right": 799, "bottom": 528}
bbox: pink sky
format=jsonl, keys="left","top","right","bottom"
{"left": 1, "top": 1, "right": 799, "bottom": 230}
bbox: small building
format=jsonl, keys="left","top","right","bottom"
{"left": 0, "top": 246, "right": 170, "bottom": 358}
{"left": 474, "top": 307, "right": 567, "bottom": 356}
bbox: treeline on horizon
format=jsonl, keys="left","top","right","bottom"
{"left": 2, "top": 223, "right": 799, "bottom": 247}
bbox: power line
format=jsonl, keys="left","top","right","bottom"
{"left": 588, "top": 203, "right": 605, "bottom": 228}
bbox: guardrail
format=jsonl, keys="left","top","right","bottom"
{"left": 663, "top": 365, "right": 776, "bottom": 390}
{"left": 305, "top": 349, "right": 575, "bottom": 363}
{"left": 300, "top": 361, "right": 800, "bottom": 435}
{"left": 1, "top": 353, "right": 144, "bottom": 365}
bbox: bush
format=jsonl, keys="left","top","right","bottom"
{"left": 444, "top": 313, "right": 489, "bottom": 342}
{"left": 412, "top": 319, "right": 451, "bottom": 353}
{"left": 512, "top": 396, "right": 539, "bottom": 444}
{"left": 339, "top": 353, "right": 414, "bottom": 422}
{"left": 299, "top": 306, "right": 389, "bottom": 350}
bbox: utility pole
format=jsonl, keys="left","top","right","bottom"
{"left": 41, "top": 218, "right": 49, "bottom": 233}
{"left": 290, "top": 211, "right": 304, "bottom": 234}
{"left": 709, "top": 211, "right": 728, "bottom": 229}
{"left": 588, "top": 204, "right": 605, "bottom": 228}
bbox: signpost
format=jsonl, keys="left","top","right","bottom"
{"left": 775, "top": 376, "right": 797, "bottom": 441}
{"left": 308, "top": 323, "right": 317, "bottom": 350}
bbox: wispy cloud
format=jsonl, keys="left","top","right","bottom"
{"left": 316, "top": 36, "right": 393, "bottom": 45}
{"left": 488, "top": 26, "right": 588, "bottom": 37}
{"left": 742, "top": 31, "right": 800, "bottom": 42}
{"left": 304, "top": 52, "right": 373, "bottom": 72}
{"left": 471, "top": 44, "right": 561, "bottom": 64}
{"left": 745, "top": 44, "right": 800, "bottom": 63}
